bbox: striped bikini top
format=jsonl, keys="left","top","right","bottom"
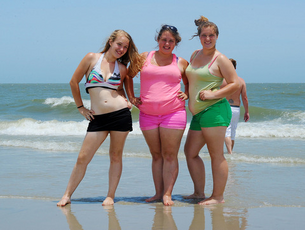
{"left": 85, "top": 53, "right": 121, "bottom": 93}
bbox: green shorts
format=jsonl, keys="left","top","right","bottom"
{"left": 190, "top": 99, "right": 232, "bottom": 130}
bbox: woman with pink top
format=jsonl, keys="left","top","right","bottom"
{"left": 125, "top": 25, "right": 189, "bottom": 206}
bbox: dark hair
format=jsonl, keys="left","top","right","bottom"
{"left": 155, "top": 24, "right": 181, "bottom": 46}
{"left": 100, "top": 30, "right": 143, "bottom": 77}
{"left": 191, "top": 16, "right": 219, "bottom": 39}
{"left": 229, "top": 58, "right": 237, "bottom": 69}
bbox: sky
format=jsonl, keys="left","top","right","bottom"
{"left": 1, "top": 0, "right": 304, "bottom": 84}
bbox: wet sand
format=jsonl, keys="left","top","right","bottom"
{"left": 1, "top": 145, "right": 305, "bottom": 229}
{"left": 1, "top": 198, "right": 305, "bottom": 230}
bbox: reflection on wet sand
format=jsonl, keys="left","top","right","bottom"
{"left": 59, "top": 205, "right": 83, "bottom": 230}
{"left": 209, "top": 205, "right": 248, "bottom": 230}
{"left": 59, "top": 202, "right": 248, "bottom": 230}
{"left": 189, "top": 205, "right": 205, "bottom": 230}
{"left": 152, "top": 205, "right": 177, "bottom": 230}
{"left": 103, "top": 206, "right": 121, "bottom": 230}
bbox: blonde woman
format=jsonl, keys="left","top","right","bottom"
{"left": 57, "top": 30, "right": 142, "bottom": 206}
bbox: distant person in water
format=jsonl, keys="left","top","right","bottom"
{"left": 221, "top": 58, "right": 250, "bottom": 154}
{"left": 57, "top": 30, "right": 142, "bottom": 207}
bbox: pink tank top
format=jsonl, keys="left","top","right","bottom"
{"left": 139, "top": 51, "right": 185, "bottom": 115}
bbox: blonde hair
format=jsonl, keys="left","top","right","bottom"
{"left": 100, "top": 30, "right": 143, "bottom": 77}
{"left": 192, "top": 16, "right": 219, "bottom": 39}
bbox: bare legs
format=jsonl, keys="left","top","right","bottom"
{"left": 102, "top": 131, "right": 129, "bottom": 205}
{"left": 224, "top": 136, "right": 232, "bottom": 154}
{"left": 57, "top": 131, "right": 129, "bottom": 206}
{"left": 184, "top": 127, "right": 228, "bottom": 205}
{"left": 142, "top": 127, "right": 184, "bottom": 206}
{"left": 183, "top": 130, "right": 206, "bottom": 199}
{"left": 142, "top": 129, "right": 163, "bottom": 203}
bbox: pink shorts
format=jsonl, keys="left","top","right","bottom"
{"left": 139, "top": 110, "right": 187, "bottom": 131}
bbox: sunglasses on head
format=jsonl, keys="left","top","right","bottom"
{"left": 162, "top": 25, "right": 178, "bottom": 33}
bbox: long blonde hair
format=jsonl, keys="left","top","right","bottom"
{"left": 100, "top": 30, "right": 143, "bottom": 77}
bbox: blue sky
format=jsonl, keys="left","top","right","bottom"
{"left": 1, "top": 0, "right": 304, "bottom": 83}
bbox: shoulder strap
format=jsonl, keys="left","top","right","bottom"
{"left": 114, "top": 59, "right": 120, "bottom": 75}
{"left": 94, "top": 53, "right": 104, "bottom": 71}
{"left": 143, "top": 51, "right": 154, "bottom": 65}
{"left": 172, "top": 53, "right": 178, "bottom": 65}
{"left": 208, "top": 54, "right": 220, "bottom": 68}
{"left": 190, "top": 50, "right": 201, "bottom": 63}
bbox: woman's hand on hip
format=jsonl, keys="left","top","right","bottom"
{"left": 78, "top": 107, "right": 95, "bottom": 121}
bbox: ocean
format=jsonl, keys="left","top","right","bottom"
{"left": 1, "top": 83, "right": 305, "bottom": 229}
{"left": 1, "top": 83, "right": 304, "bottom": 152}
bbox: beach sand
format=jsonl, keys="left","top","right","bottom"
{"left": 1, "top": 143, "right": 305, "bottom": 229}
{"left": 1, "top": 197, "right": 305, "bottom": 229}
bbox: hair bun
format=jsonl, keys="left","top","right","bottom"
{"left": 194, "top": 16, "right": 209, "bottom": 26}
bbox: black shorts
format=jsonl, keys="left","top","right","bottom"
{"left": 87, "top": 108, "right": 133, "bottom": 132}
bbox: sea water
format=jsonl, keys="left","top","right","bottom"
{"left": 0, "top": 83, "right": 305, "bottom": 209}
{"left": 1, "top": 83, "right": 304, "bottom": 152}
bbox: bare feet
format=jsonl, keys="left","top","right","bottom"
{"left": 57, "top": 196, "right": 71, "bottom": 206}
{"left": 102, "top": 197, "right": 114, "bottom": 206}
{"left": 198, "top": 197, "right": 224, "bottom": 205}
{"left": 183, "top": 193, "right": 205, "bottom": 200}
{"left": 163, "top": 195, "right": 174, "bottom": 206}
{"left": 145, "top": 194, "right": 162, "bottom": 203}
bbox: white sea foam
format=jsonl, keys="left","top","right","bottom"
{"left": 1, "top": 119, "right": 304, "bottom": 138}
{"left": 44, "top": 96, "right": 91, "bottom": 108}
{"left": 282, "top": 111, "right": 305, "bottom": 123}
{"left": 0, "top": 139, "right": 81, "bottom": 152}
{"left": 0, "top": 195, "right": 55, "bottom": 201}
{"left": 0, "top": 118, "right": 88, "bottom": 136}
{"left": 227, "top": 154, "right": 305, "bottom": 165}
{"left": 236, "top": 121, "right": 305, "bottom": 138}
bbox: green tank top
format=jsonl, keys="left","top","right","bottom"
{"left": 186, "top": 54, "right": 224, "bottom": 115}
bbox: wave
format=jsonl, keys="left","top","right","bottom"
{"left": 0, "top": 139, "right": 81, "bottom": 152}
{"left": 0, "top": 117, "right": 304, "bottom": 139}
{"left": 5, "top": 95, "right": 304, "bottom": 124}
{"left": 35, "top": 97, "right": 305, "bottom": 123}
{"left": 0, "top": 195, "right": 56, "bottom": 201}
{"left": 227, "top": 154, "right": 305, "bottom": 165}
{"left": 236, "top": 121, "right": 305, "bottom": 138}
{"left": 1, "top": 136, "right": 304, "bottom": 165}
{"left": 43, "top": 96, "right": 91, "bottom": 108}
{"left": 246, "top": 106, "right": 305, "bottom": 123}
{"left": 0, "top": 118, "right": 88, "bottom": 136}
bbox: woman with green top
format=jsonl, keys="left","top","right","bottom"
{"left": 184, "top": 16, "right": 239, "bottom": 205}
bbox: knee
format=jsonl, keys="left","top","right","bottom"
{"left": 210, "top": 153, "right": 226, "bottom": 163}
{"left": 150, "top": 150, "right": 162, "bottom": 161}
{"left": 76, "top": 154, "right": 90, "bottom": 166}
{"left": 184, "top": 148, "right": 197, "bottom": 160}
{"left": 163, "top": 155, "right": 176, "bottom": 162}
{"left": 109, "top": 151, "right": 123, "bottom": 163}
{"left": 162, "top": 151, "right": 177, "bottom": 162}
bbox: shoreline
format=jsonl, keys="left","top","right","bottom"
{"left": 1, "top": 142, "right": 305, "bottom": 229}
{"left": 1, "top": 198, "right": 305, "bottom": 230}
